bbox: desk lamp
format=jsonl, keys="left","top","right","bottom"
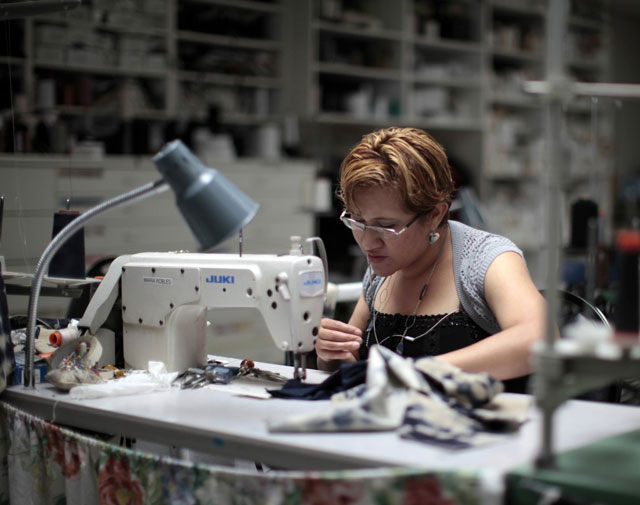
{"left": 23, "top": 139, "right": 259, "bottom": 387}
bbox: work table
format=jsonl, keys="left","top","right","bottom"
{"left": 5, "top": 357, "right": 640, "bottom": 478}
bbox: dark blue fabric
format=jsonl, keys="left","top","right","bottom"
{"left": 268, "top": 360, "right": 367, "bottom": 400}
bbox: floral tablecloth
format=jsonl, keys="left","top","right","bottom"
{"left": 0, "top": 400, "right": 485, "bottom": 505}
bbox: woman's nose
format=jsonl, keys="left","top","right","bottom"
{"left": 358, "top": 228, "right": 383, "bottom": 248}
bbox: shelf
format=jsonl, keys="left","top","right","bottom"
{"left": 490, "top": 1, "right": 546, "bottom": 18}
{"left": 314, "top": 62, "right": 401, "bottom": 80}
{"left": 569, "top": 16, "right": 605, "bottom": 31}
{"left": 220, "top": 112, "right": 281, "bottom": 125}
{"left": 34, "top": 61, "right": 166, "bottom": 79}
{"left": 178, "top": 71, "right": 280, "bottom": 88}
{"left": 0, "top": 56, "right": 25, "bottom": 66}
{"left": 567, "top": 58, "right": 605, "bottom": 71}
{"left": 313, "top": 112, "right": 482, "bottom": 132}
{"left": 412, "top": 76, "right": 483, "bottom": 89}
{"left": 415, "top": 117, "right": 484, "bottom": 131}
{"left": 490, "top": 48, "right": 543, "bottom": 63}
{"left": 313, "top": 20, "right": 402, "bottom": 41}
{"left": 485, "top": 173, "right": 540, "bottom": 182}
{"left": 179, "top": 0, "right": 282, "bottom": 13}
{"left": 176, "top": 30, "right": 281, "bottom": 51}
{"left": 35, "top": 16, "right": 168, "bottom": 37}
{"left": 412, "top": 36, "right": 483, "bottom": 54}
{"left": 54, "top": 105, "right": 170, "bottom": 121}
{"left": 489, "top": 95, "right": 541, "bottom": 108}
{"left": 1, "top": 0, "right": 287, "bottom": 157}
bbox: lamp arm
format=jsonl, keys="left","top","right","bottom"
{"left": 24, "top": 178, "right": 168, "bottom": 387}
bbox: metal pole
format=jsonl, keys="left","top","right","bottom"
{"left": 536, "top": 0, "right": 570, "bottom": 469}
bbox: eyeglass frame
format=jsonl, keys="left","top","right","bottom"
{"left": 339, "top": 210, "right": 423, "bottom": 239}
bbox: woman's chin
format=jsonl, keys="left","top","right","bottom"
{"left": 369, "top": 263, "right": 394, "bottom": 277}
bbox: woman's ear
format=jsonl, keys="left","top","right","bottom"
{"left": 431, "top": 202, "right": 449, "bottom": 228}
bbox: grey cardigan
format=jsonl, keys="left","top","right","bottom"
{"left": 363, "top": 220, "right": 524, "bottom": 335}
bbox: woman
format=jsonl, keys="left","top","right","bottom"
{"left": 315, "top": 127, "right": 546, "bottom": 389}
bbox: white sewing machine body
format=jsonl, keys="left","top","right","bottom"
{"left": 80, "top": 248, "right": 325, "bottom": 376}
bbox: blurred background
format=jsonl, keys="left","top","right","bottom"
{"left": 1, "top": 0, "right": 639, "bottom": 360}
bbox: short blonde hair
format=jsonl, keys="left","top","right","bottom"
{"left": 338, "top": 127, "right": 455, "bottom": 220}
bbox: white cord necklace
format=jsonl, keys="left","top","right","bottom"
{"left": 367, "top": 228, "right": 448, "bottom": 355}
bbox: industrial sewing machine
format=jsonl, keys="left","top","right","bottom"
{"left": 78, "top": 236, "right": 326, "bottom": 380}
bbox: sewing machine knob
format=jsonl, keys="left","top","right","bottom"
{"left": 289, "top": 235, "right": 302, "bottom": 255}
{"left": 276, "top": 272, "right": 291, "bottom": 300}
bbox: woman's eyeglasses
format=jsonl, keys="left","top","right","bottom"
{"left": 340, "top": 210, "right": 421, "bottom": 239}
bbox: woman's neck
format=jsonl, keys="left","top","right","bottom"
{"left": 395, "top": 225, "right": 450, "bottom": 284}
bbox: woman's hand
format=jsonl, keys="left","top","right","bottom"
{"left": 315, "top": 318, "right": 363, "bottom": 367}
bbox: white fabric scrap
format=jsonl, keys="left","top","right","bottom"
{"left": 69, "top": 361, "right": 179, "bottom": 400}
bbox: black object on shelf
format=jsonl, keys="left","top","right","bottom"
{"left": 613, "top": 229, "right": 640, "bottom": 335}
{"left": 48, "top": 209, "right": 86, "bottom": 280}
{"left": 570, "top": 198, "right": 598, "bottom": 249}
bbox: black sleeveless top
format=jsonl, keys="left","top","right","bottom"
{"left": 359, "top": 309, "right": 529, "bottom": 393}
{"left": 359, "top": 309, "right": 488, "bottom": 360}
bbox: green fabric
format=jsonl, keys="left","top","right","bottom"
{"left": 505, "top": 429, "right": 640, "bottom": 505}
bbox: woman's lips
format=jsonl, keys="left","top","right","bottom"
{"left": 367, "top": 254, "right": 386, "bottom": 264}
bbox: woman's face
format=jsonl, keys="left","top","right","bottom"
{"left": 349, "top": 186, "right": 431, "bottom": 277}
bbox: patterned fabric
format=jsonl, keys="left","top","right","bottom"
{"left": 401, "top": 357, "right": 528, "bottom": 448}
{"left": 363, "top": 220, "right": 523, "bottom": 335}
{"left": 270, "top": 346, "right": 529, "bottom": 448}
{"left": 0, "top": 400, "right": 484, "bottom": 505}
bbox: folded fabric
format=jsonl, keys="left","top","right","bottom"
{"left": 268, "top": 346, "right": 530, "bottom": 448}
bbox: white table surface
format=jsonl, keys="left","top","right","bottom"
{"left": 4, "top": 357, "right": 640, "bottom": 474}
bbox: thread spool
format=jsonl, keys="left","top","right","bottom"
{"left": 570, "top": 198, "right": 598, "bottom": 249}
{"left": 614, "top": 229, "right": 640, "bottom": 339}
{"left": 48, "top": 209, "right": 86, "bottom": 279}
{"left": 35, "top": 327, "right": 59, "bottom": 342}
{"left": 48, "top": 326, "right": 80, "bottom": 347}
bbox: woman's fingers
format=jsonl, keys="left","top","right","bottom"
{"left": 316, "top": 349, "right": 355, "bottom": 361}
{"left": 319, "top": 318, "right": 362, "bottom": 339}
{"left": 315, "top": 318, "right": 363, "bottom": 361}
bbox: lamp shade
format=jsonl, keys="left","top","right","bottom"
{"left": 153, "top": 140, "right": 259, "bottom": 251}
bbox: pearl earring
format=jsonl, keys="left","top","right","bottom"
{"left": 428, "top": 231, "right": 440, "bottom": 244}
